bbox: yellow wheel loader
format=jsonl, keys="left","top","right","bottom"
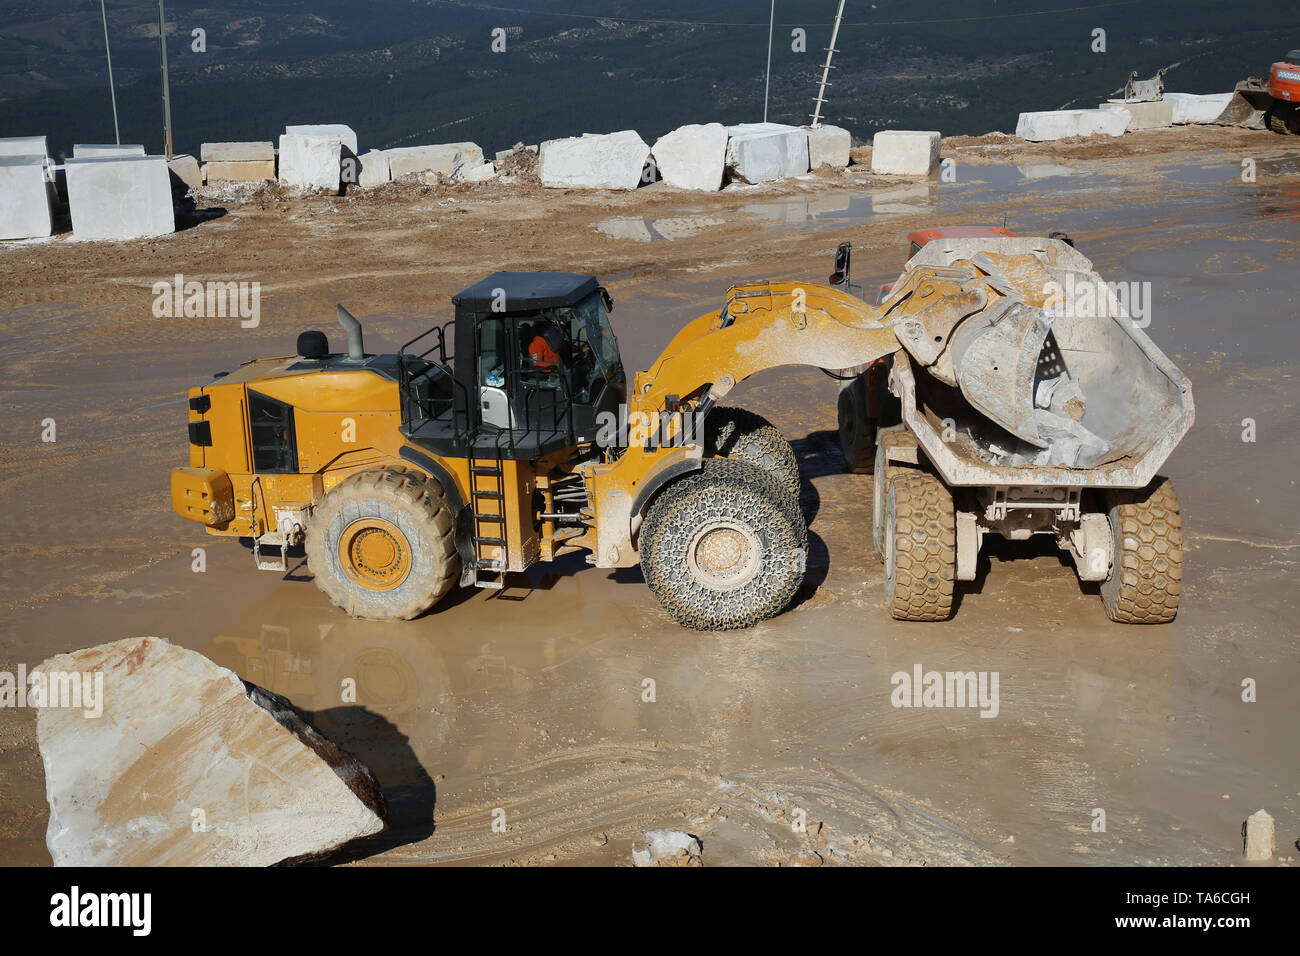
{"left": 173, "top": 242, "right": 1193, "bottom": 629}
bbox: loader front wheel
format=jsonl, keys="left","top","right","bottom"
{"left": 641, "top": 459, "right": 807, "bottom": 631}
{"left": 838, "top": 378, "right": 876, "bottom": 474}
{"left": 306, "top": 467, "right": 459, "bottom": 621}
{"left": 1100, "top": 477, "right": 1183, "bottom": 624}
{"left": 706, "top": 406, "right": 801, "bottom": 501}
{"left": 883, "top": 471, "right": 956, "bottom": 621}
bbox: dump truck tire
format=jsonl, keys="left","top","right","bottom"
{"left": 640, "top": 458, "right": 807, "bottom": 631}
{"left": 838, "top": 379, "right": 876, "bottom": 474}
{"left": 706, "top": 406, "right": 801, "bottom": 500}
{"left": 306, "top": 467, "right": 459, "bottom": 621}
{"left": 873, "top": 429, "right": 918, "bottom": 560}
{"left": 883, "top": 471, "right": 956, "bottom": 621}
{"left": 1100, "top": 477, "right": 1183, "bottom": 624}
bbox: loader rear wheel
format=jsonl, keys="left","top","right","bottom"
{"left": 883, "top": 471, "right": 956, "bottom": 621}
{"left": 838, "top": 378, "right": 876, "bottom": 474}
{"left": 1100, "top": 477, "right": 1183, "bottom": 624}
{"left": 306, "top": 467, "right": 459, "bottom": 621}
{"left": 640, "top": 458, "right": 807, "bottom": 631}
{"left": 706, "top": 406, "right": 801, "bottom": 501}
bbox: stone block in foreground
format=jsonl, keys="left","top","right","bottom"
{"left": 539, "top": 130, "right": 651, "bottom": 190}
{"left": 652, "top": 123, "right": 727, "bottom": 191}
{"left": 724, "top": 122, "right": 809, "bottom": 184}
{"left": 66, "top": 155, "right": 175, "bottom": 241}
{"left": 34, "top": 636, "right": 387, "bottom": 866}
{"left": 870, "top": 130, "right": 942, "bottom": 176}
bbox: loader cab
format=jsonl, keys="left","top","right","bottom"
{"left": 401, "top": 271, "right": 626, "bottom": 460}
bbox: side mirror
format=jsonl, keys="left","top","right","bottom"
{"left": 600, "top": 287, "right": 614, "bottom": 313}
{"left": 831, "top": 241, "right": 852, "bottom": 286}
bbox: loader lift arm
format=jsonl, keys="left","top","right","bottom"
{"left": 578, "top": 269, "right": 1000, "bottom": 568}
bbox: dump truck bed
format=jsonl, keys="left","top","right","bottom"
{"left": 886, "top": 237, "right": 1194, "bottom": 489}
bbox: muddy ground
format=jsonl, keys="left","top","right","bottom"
{"left": 1, "top": 127, "right": 1297, "bottom": 866}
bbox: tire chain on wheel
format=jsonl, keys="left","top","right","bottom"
{"left": 1100, "top": 477, "right": 1183, "bottom": 624}
{"left": 705, "top": 406, "right": 802, "bottom": 500}
{"left": 305, "top": 466, "right": 459, "bottom": 621}
{"left": 885, "top": 470, "right": 956, "bottom": 622}
{"left": 639, "top": 457, "right": 807, "bottom": 631}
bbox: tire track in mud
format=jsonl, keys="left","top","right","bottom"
{"left": 358, "top": 741, "right": 998, "bottom": 866}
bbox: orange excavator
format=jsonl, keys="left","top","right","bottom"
{"left": 1225, "top": 48, "right": 1300, "bottom": 134}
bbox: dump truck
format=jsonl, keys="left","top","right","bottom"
{"left": 832, "top": 236, "right": 1191, "bottom": 623}
{"left": 173, "top": 244, "right": 1191, "bottom": 629}
{"left": 1221, "top": 49, "right": 1300, "bottom": 133}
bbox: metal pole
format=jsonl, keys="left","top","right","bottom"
{"left": 158, "top": 0, "right": 173, "bottom": 159}
{"left": 811, "top": 0, "right": 847, "bottom": 127}
{"left": 99, "top": 0, "right": 121, "bottom": 144}
{"left": 763, "top": 0, "right": 775, "bottom": 122}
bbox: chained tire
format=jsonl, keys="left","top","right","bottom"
{"left": 306, "top": 467, "right": 460, "bottom": 621}
{"left": 883, "top": 470, "right": 956, "bottom": 621}
{"left": 1100, "top": 477, "right": 1183, "bottom": 624}
{"left": 838, "top": 377, "right": 876, "bottom": 474}
{"left": 640, "top": 458, "right": 808, "bottom": 631}
{"left": 872, "top": 429, "right": 917, "bottom": 559}
{"left": 706, "top": 406, "right": 801, "bottom": 501}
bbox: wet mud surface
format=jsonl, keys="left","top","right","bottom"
{"left": 1, "top": 127, "right": 1297, "bottom": 866}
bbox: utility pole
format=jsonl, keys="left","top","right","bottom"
{"left": 763, "top": 0, "right": 775, "bottom": 122}
{"left": 810, "top": 0, "right": 846, "bottom": 127}
{"left": 99, "top": 0, "right": 121, "bottom": 144}
{"left": 158, "top": 0, "right": 174, "bottom": 159}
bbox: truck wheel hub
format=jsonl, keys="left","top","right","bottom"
{"left": 339, "top": 518, "right": 412, "bottom": 590}
{"left": 688, "top": 520, "right": 761, "bottom": 590}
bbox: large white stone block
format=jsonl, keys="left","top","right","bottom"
{"left": 1015, "top": 109, "right": 1130, "bottom": 141}
{"left": 870, "top": 130, "right": 942, "bottom": 176}
{"left": 355, "top": 149, "right": 390, "bottom": 187}
{"left": 1100, "top": 99, "right": 1174, "bottom": 130}
{"left": 651, "top": 123, "right": 728, "bottom": 191}
{"left": 539, "top": 130, "right": 651, "bottom": 190}
{"left": 0, "top": 135, "right": 48, "bottom": 159}
{"left": 1163, "top": 92, "right": 1236, "bottom": 124}
{"left": 0, "top": 156, "right": 54, "bottom": 240}
{"left": 201, "top": 141, "right": 275, "bottom": 162}
{"left": 33, "top": 637, "right": 387, "bottom": 866}
{"left": 386, "top": 142, "right": 485, "bottom": 180}
{"left": 66, "top": 155, "right": 175, "bottom": 241}
{"left": 806, "top": 124, "right": 852, "bottom": 168}
{"left": 284, "top": 124, "right": 358, "bottom": 156}
{"left": 73, "top": 144, "right": 146, "bottom": 158}
{"left": 724, "top": 123, "right": 809, "bottom": 184}
{"left": 278, "top": 129, "right": 347, "bottom": 191}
